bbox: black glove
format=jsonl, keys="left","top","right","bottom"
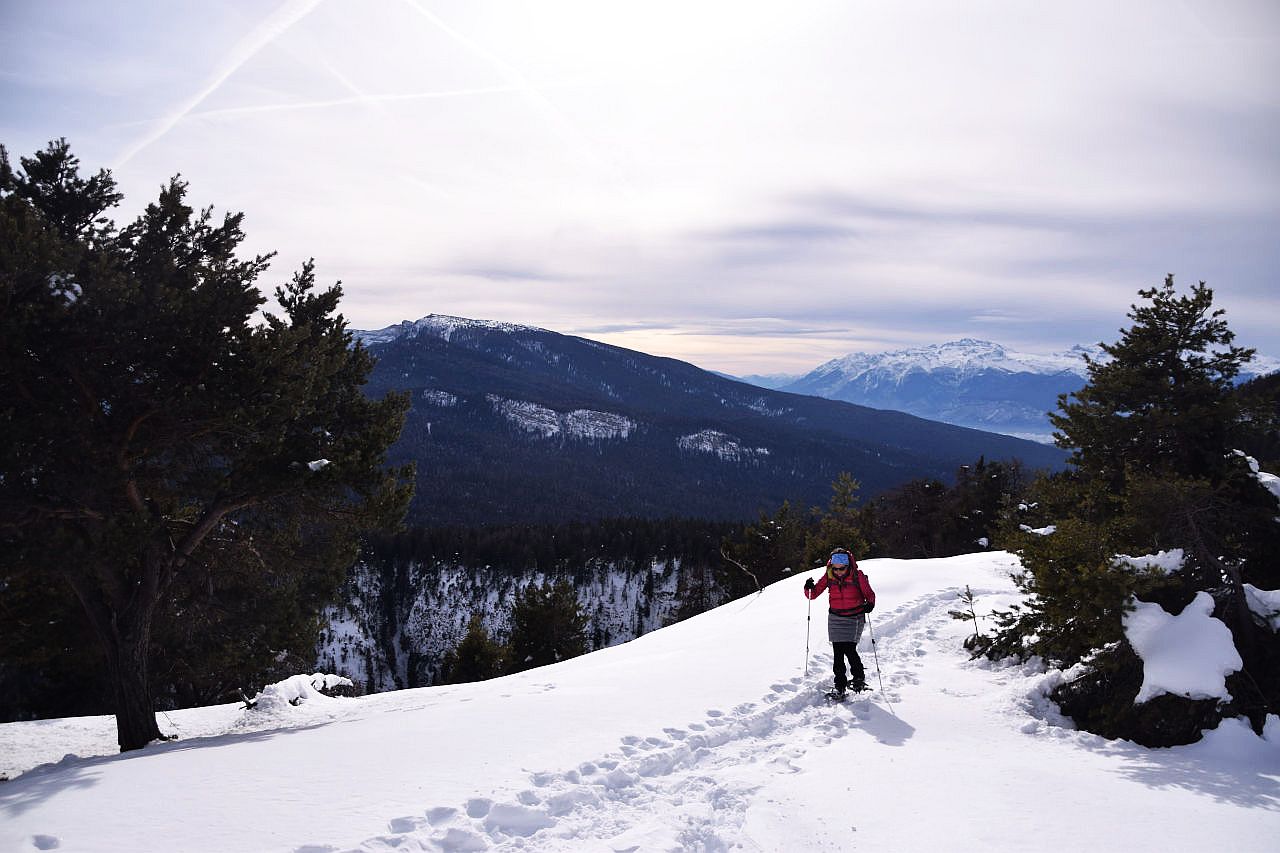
{"left": 804, "top": 578, "right": 815, "bottom": 592}
{"left": 864, "top": 602, "right": 874, "bottom": 614}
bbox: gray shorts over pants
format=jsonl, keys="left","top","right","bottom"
{"left": 828, "top": 612, "right": 866, "bottom": 690}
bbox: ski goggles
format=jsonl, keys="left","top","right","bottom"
{"left": 829, "top": 552, "right": 851, "bottom": 567}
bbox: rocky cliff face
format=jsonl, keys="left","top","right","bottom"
{"left": 315, "top": 556, "right": 723, "bottom": 692}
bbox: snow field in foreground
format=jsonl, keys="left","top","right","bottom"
{"left": 2, "top": 552, "right": 1278, "bottom": 852}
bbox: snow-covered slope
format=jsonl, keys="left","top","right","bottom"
{"left": 3, "top": 552, "right": 1277, "bottom": 852}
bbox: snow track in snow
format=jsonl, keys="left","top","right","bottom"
{"left": 336, "top": 588, "right": 972, "bottom": 852}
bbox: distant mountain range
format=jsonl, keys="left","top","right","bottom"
{"left": 355, "top": 317, "right": 1066, "bottom": 527}
{"left": 744, "top": 339, "right": 1279, "bottom": 443}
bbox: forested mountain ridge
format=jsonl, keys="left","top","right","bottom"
{"left": 356, "top": 316, "right": 1066, "bottom": 526}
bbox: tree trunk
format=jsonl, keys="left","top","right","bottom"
{"left": 72, "top": 572, "right": 167, "bottom": 752}
{"left": 101, "top": 608, "right": 165, "bottom": 751}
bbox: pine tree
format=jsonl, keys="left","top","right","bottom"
{"left": 1051, "top": 275, "right": 1254, "bottom": 487}
{"left": 507, "top": 581, "right": 588, "bottom": 671}
{"left": 720, "top": 499, "right": 810, "bottom": 596}
{"left": 991, "top": 277, "right": 1280, "bottom": 716}
{"left": 440, "top": 614, "right": 507, "bottom": 683}
{"left": 0, "top": 141, "right": 412, "bottom": 750}
{"left": 804, "top": 472, "right": 869, "bottom": 566}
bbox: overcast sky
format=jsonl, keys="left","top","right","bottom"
{"left": 3, "top": 0, "right": 1277, "bottom": 374}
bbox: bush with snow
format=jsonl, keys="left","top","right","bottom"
{"left": 245, "top": 673, "right": 355, "bottom": 713}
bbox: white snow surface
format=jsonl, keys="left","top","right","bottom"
{"left": 1019, "top": 523, "right": 1057, "bottom": 536}
{"left": 1115, "top": 548, "right": 1186, "bottom": 576}
{"left": 1124, "top": 592, "right": 1243, "bottom": 704}
{"left": 1237, "top": 452, "right": 1280, "bottom": 504}
{"left": 1245, "top": 584, "right": 1280, "bottom": 632}
{"left": 4, "top": 553, "right": 1279, "bottom": 852}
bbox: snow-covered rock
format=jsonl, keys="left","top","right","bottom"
{"left": 315, "top": 557, "right": 709, "bottom": 692}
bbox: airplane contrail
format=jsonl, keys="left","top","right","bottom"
{"left": 398, "top": 0, "right": 605, "bottom": 170}
{"left": 114, "top": 0, "right": 326, "bottom": 168}
{"left": 177, "top": 85, "right": 538, "bottom": 121}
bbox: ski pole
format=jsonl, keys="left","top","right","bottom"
{"left": 867, "top": 613, "right": 887, "bottom": 696}
{"left": 804, "top": 595, "right": 812, "bottom": 676}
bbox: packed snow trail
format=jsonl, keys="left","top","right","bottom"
{"left": 334, "top": 573, "right": 1279, "bottom": 852}
{"left": 343, "top": 591, "right": 953, "bottom": 853}
{"left": 2, "top": 553, "right": 1278, "bottom": 853}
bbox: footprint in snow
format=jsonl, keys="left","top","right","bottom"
{"left": 465, "top": 797, "right": 492, "bottom": 818}
{"left": 426, "top": 806, "right": 457, "bottom": 825}
{"left": 388, "top": 815, "right": 430, "bottom": 833}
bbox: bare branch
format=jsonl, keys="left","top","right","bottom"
{"left": 720, "top": 547, "right": 762, "bottom": 595}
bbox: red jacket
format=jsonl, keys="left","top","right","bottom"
{"left": 805, "top": 567, "right": 875, "bottom": 615}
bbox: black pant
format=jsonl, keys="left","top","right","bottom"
{"left": 832, "top": 641, "right": 865, "bottom": 691}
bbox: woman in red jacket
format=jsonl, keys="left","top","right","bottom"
{"left": 804, "top": 548, "right": 875, "bottom": 696}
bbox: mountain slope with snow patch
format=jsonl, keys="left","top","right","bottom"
{"left": 354, "top": 318, "right": 1065, "bottom": 525}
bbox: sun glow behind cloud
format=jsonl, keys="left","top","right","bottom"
{"left": 2, "top": 0, "right": 1277, "bottom": 374}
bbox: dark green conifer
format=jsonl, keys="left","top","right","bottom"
{"left": 441, "top": 614, "right": 507, "bottom": 683}
{"left": 0, "top": 141, "right": 412, "bottom": 750}
{"left": 804, "top": 472, "right": 869, "bottom": 566}
{"left": 507, "top": 581, "right": 588, "bottom": 671}
{"left": 987, "top": 277, "right": 1280, "bottom": 740}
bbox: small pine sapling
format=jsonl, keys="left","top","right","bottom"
{"left": 948, "top": 584, "right": 983, "bottom": 646}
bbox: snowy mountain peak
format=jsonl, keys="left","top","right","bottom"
{"left": 354, "top": 314, "right": 543, "bottom": 347}
{"left": 815, "top": 338, "right": 1095, "bottom": 383}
